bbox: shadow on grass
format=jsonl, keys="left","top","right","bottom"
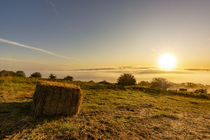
{"left": 0, "top": 101, "right": 59, "bottom": 139}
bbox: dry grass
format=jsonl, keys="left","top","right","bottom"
{"left": 37, "top": 80, "right": 80, "bottom": 88}
{"left": 0, "top": 77, "right": 210, "bottom": 139}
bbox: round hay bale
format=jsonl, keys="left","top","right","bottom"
{"left": 33, "top": 81, "right": 82, "bottom": 117}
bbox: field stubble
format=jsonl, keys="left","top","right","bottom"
{"left": 0, "top": 77, "right": 210, "bottom": 139}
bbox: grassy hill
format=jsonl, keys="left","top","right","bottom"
{"left": 0, "top": 77, "right": 210, "bottom": 139}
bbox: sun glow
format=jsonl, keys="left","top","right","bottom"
{"left": 158, "top": 53, "right": 176, "bottom": 70}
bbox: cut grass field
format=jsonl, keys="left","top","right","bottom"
{"left": 0, "top": 77, "right": 210, "bottom": 139}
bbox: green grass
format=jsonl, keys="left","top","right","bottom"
{"left": 0, "top": 77, "right": 210, "bottom": 139}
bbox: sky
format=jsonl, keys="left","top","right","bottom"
{"left": 0, "top": 0, "right": 210, "bottom": 72}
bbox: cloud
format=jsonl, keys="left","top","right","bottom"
{"left": 135, "top": 70, "right": 190, "bottom": 74}
{"left": 185, "top": 68, "right": 210, "bottom": 71}
{"left": 0, "top": 38, "right": 77, "bottom": 60}
{"left": 0, "top": 57, "right": 45, "bottom": 64}
{"left": 0, "top": 57, "right": 26, "bottom": 62}
{"left": 0, "top": 57, "right": 52, "bottom": 66}
{"left": 0, "top": 57, "right": 73, "bottom": 71}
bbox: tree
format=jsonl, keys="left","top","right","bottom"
{"left": 49, "top": 74, "right": 56, "bottom": 80}
{"left": 0, "top": 70, "right": 16, "bottom": 77}
{"left": 150, "top": 78, "right": 170, "bottom": 91}
{"left": 117, "top": 73, "right": 136, "bottom": 86}
{"left": 16, "top": 71, "right": 26, "bottom": 77}
{"left": 63, "top": 76, "right": 73, "bottom": 81}
{"left": 30, "top": 72, "right": 42, "bottom": 78}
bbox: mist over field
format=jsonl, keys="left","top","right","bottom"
{"left": 20, "top": 68, "right": 210, "bottom": 85}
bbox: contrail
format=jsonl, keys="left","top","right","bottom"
{"left": 46, "top": 0, "right": 58, "bottom": 15}
{"left": 0, "top": 38, "right": 76, "bottom": 60}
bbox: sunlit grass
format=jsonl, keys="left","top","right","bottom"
{"left": 0, "top": 77, "right": 210, "bottom": 139}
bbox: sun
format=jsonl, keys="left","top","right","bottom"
{"left": 158, "top": 53, "right": 176, "bottom": 70}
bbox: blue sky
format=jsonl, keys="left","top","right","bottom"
{"left": 0, "top": 0, "right": 210, "bottom": 71}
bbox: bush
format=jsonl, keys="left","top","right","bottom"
{"left": 194, "top": 89, "right": 207, "bottom": 94}
{"left": 98, "top": 80, "right": 111, "bottom": 85}
{"left": 88, "top": 80, "right": 95, "bottom": 83}
{"left": 0, "top": 70, "right": 26, "bottom": 77}
{"left": 30, "top": 72, "right": 42, "bottom": 78}
{"left": 150, "top": 78, "right": 170, "bottom": 91}
{"left": 63, "top": 76, "right": 73, "bottom": 81}
{"left": 0, "top": 70, "right": 16, "bottom": 77}
{"left": 138, "top": 81, "right": 150, "bottom": 87}
{"left": 16, "top": 71, "right": 26, "bottom": 77}
{"left": 117, "top": 73, "right": 136, "bottom": 86}
{"left": 49, "top": 74, "right": 56, "bottom": 80}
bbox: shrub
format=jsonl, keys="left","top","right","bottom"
{"left": 194, "top": 89, "right": 207, "bottom": 94}
{"left": 49, "top": 74, "right": 56, "bottom": 80}
{"left": 30, "top": 72, "right": 42, "bottom": 78}
{"left": 150, "top": 78, "right": 170, "bottom": 91}
{"left": 0, "top": 70, "right": 16, "bottom": 77}
{"left": 63, "top": 76, "right": 73, "bottom": 81}
{"left": 16, "top": 71, "right": 26, "bottom": 77}
{"left": 88, "top": 80, "right": 95, "bottom": 83}
{"left": 98, "top": 80, "right": 111, "bottom": 85}
{"left": 117, "top": 73, "right": 136, "bottom": 86}
{"left": 138, "top": 81, "right": 150, "bottom": 87}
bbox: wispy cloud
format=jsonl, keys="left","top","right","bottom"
{"left": 0, "top": 57, "right": 45, "bottom": 64}
{"left": 0, "top": 57, "right": 74, "bottom": 71}
{"left": 0, "top": 57, "right": 25, "bottom": 62}
{"left": 185, "top": 68, "right": 210, "bottom": 71}
{"left": 0, "top": 38, "right": 76, "bottom": 60}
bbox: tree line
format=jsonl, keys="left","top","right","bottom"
{"left": 0, "top": 70, "right": 73, "bottom": 81}
{"left": 0, "top": 70, "right": 190, "bottom": 91}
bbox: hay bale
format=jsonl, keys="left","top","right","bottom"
{"left": 33, "top": 81, "right": 82, "bottom": 117}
